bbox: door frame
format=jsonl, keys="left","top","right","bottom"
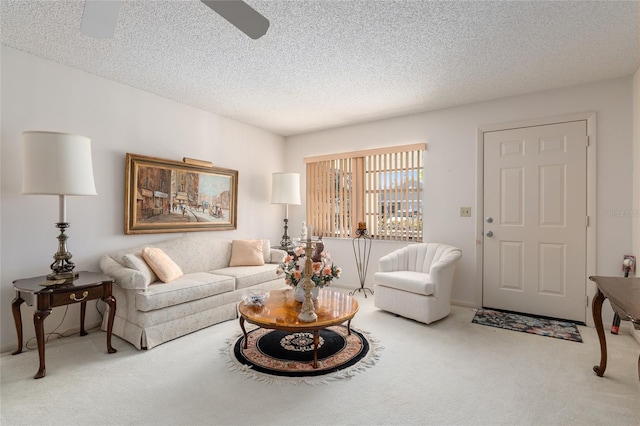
{"left": 475, "top": 112, "right": 597, "bottom": 326}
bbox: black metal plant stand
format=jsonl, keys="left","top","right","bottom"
{"left": 350, "top": 227, "right": 374, "bottom": 298}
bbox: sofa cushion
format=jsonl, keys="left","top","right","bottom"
{"left": 122, "top": 253, "right": 158, "bottom": 285}
{"left": 261, "top": 240, "right": 272, "bottom": 264}
{"left": 374, "top": 271, "right": 435, "bottom": 296}
{"left": 142, "top": 247, "right": 184, "bottom": 283}
{"left": 212, "top": 264, "right": 281, "bottom": 290}
{"left": 230, "top": 239, "right": 265, "bottom": 266}
{"left": 135, "top": 272, "right": 235, "bottom": 312}
{"left": 147, "top": 236, "right": 232, "bottom": 275}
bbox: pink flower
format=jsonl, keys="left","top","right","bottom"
{"left": 276, "top": 247, "right": 341, "bottom": 288}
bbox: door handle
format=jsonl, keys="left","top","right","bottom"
{"left": 486, "top": 217, "right": 493, "bottom": 223}
{"left": 486, "top": 231, "right": 494, "bottom": 237}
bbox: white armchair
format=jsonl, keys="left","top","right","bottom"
{"left": 374, "top": 243, "right": 462, "bottom": 324}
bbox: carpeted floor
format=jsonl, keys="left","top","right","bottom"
{"left": 472, "top": 309, "right": 583, "bottom": 342}
{"left": 1, "top": 288, "right": 639, "bottom": 425}
{"left": 227, "top": 325, "right": 380, "bottom": 384}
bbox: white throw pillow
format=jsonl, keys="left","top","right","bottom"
{"left": 229, "top": 239, "right": 265, "bottom": 267}
{"left": 141, "top": 247, "right": 183, "bottom": 283}
{"left": 122, "top": 253, "right": 158, "bottom": 285}
{"left": 261, "top": 240, "right": 271, "bottom": 264}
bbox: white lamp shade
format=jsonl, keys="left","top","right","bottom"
{"left": 22, "top": 131, "right": 97, "bottom": 196}
{"left": 271, "top": 172, "right": 301, "bottom": 205}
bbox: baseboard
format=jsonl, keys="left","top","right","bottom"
{"left": 623, "top": 321, "right": 640, "bottom": 345}
{"left": 451, "top": 299, "right": 477, "bottom": 309}
{"left": 628, "top": 323, "right": 640, "bottom": 345}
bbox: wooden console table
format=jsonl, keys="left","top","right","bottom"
{"left": 588, "top": 276, "right": 640, "bottom": 381}
{"left": 12, "top": 271, "right": 117, "bottom": 379}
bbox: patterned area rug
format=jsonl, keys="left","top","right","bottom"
{"left": 472, "top": 309, "right": 583, "bottom": 343}
{"left": 225, "top": 325, "right": 381, "bottom": 384}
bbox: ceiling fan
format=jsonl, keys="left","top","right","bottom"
{"left": 81, "top": 0, "right": 270, "bottom": 40}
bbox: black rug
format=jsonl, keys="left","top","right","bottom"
{"left": 226, "top": 325, "right": 381, "bottom": 384}
{"left": 472, "top": 309, "right": 583, "bottom": 343}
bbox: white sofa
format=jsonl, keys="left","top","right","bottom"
{"left": 374, "top": 243, "right": 462, "bottom": 324}
{"left": 100, "top": 235, "right": 286, "bottom": 349}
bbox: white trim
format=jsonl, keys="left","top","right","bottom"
{"left": 475, "top": 128, "right": 485, "bottom": 309}
{"left": 631, "top": 325, "right": 640, "bottom": 345}
{"left": 451, "top": 299, "right": 477, "bottom": 309}
{"left": 303, "top": 143, "right": 426, "bottom": 163}
{"left": 478, "top": 112, "right": 597, "bottom": 133}
{"left": 475, "top": 112, "right": 597, "bottom": 326}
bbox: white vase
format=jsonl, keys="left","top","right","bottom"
{"left": 293, "top": 284, "right": 319, "bottom": 302}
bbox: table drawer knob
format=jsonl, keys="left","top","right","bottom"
{"left": 70, "top": 291, "right": 89, "bottom": 302}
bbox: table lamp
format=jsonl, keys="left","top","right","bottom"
{"left": 271, "top": 172, "right": 300, "bottom": 250}
{"left": 22, "top": 131, "right": 97, "bottom": 283}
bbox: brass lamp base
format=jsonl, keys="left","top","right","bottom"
{"left": 48, "top": 222, "right": 77, "bottom": 284}
{"left": 279, "top": 217, "right": 293, "bottom": 249}
{"left": 45, "top": 271, "right": 78, "bottom": 285}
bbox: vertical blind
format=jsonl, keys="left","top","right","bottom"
{"left": 305, "top": 143, "right": 425, "bottom": 241}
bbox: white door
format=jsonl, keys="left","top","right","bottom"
{"left": 483, "top": 121, "right": 587, "bottom": 322}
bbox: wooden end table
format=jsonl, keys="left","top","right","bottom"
{"left": 12, "top": 271, "right": 117, "bottom": 379}
{"left": 238, "top": 288, "right": 359, "bottom": 368}
{"left": 589, "top": 276, "right": 640, "bottom": 381}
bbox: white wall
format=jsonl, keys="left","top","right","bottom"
{"left": 286, "top": 76, "right": 635, "bottom": 314}
{"left": 633, "top": 68, "right": 640, "bottom": 270}
{"left": 0, "top": 47, "right": 286, "bottom": 353}
{"left": 631, "top": 67, "right": 640, "bottom": 343}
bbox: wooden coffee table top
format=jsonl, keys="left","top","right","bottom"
{"left": 238, "top": 288, "right": 359, "bottom": 331}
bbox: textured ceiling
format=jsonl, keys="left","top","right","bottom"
{"left": 1, "top": 1, "right": 638, "bottom": 136}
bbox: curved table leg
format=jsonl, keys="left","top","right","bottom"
{"left": 11, "top": 296, "right": 25, "bottom": 355}
{"left": 34, "top": 309, "right": 51, "bottom": 379}
{"left": 103, "top": 296, "right": 117, "bottom": 354}
{"left": 592, "top": 289, "right": 607, "bottom": 377}
{"left": 239, "top": 316, "right": 248, "bottom": 349}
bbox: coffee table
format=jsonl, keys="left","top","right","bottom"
{"left": 238, "top": 288, "right": 359, "bottom": 368}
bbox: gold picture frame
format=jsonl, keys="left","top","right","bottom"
{"left": 124, "top": 153, "right": 238, "bottom": 234}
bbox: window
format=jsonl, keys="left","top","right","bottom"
{"left": 305, "top": 143, "right": 425, "bottom": 241}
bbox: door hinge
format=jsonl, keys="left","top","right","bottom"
{"left": 586, "top": 136, "right": 589, "bottom": 147}
{"left": 586, "top": 295, "right": 589, "bottom": 307}
{"left": 585, "top": 216, "right": 590, "bottom": 227}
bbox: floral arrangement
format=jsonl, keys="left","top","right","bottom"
{"left": 276, "top": 245, "right": 341, "bottom": 288}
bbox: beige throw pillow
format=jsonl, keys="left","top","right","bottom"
{"left": 141, "top": 247, "right": 183, "bottom": 283}
{"left": 230, "top": 239, "right": 265, "bottom": 266}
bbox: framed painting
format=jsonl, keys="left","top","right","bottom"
{"left": 124, "top": 153, "right": 238, "bottom": 234}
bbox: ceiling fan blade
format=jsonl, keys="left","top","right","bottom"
{"left": 201, "top": 0, "right": 269, "bottom": 40}
{"left": 81, "top": 0, "right": 121, "bottom": 38}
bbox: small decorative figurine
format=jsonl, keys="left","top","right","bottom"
{"left": 301, "top": 221, "right": 308, "bottom": 241}
{"left": 312, "top": 236, "right": 324, "bottom": 262}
